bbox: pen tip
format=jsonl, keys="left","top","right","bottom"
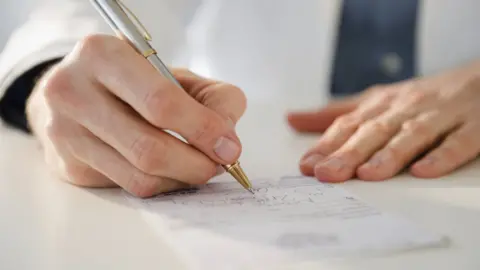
{"left": 225, "top": 161, "right": 254, "bottom": 194}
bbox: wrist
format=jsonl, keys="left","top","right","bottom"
{"left": 26, "top": 62, "right": 60, "bottom": 137}
{"left": 0, "top": 58, "right": 62, "bottom": 133}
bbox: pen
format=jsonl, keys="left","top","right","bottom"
{"left": 90, "top": 0, "right": 254, "bottom": 194}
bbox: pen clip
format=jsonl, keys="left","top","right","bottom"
{"left": 116, "top": 0, "right": 152, "bottom": 41}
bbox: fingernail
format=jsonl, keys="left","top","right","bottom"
{"left": 417, "top": 156, "right": 436, "bottom": 166}
{"left": 301, "top": 154, "right": 325, "bottom": 169}
{"left": 367, "top": 152, "right": 386, "bottom": 168}
{"left": 214, "top": 136, "right": 241, "bottom": 162}
{"left": 319, "top": 157, "right": 344, "bottom": 171}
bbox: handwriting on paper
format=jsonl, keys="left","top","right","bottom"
{"left": 140, "top": 176, "right": 380, "bottom": 227}
{"left": 127, "top": 175, "right": 448, "bottom": 268}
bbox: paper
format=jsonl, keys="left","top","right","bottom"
{"left": 126, "top": 176, "right": 448, "bottom": 270}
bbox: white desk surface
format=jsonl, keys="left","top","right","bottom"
{"left": 0, "top": 99, "right": 479, "bottom": 270}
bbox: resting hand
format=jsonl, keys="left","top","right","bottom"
{"left": 288, "top": 62, "right": 480, "bottom": 182}
{"left": 27, "top": 34, "right": 246, "bottom": 197}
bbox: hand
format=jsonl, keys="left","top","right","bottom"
{"left": 27, "top": 34, "right": 246, "bottom": 197}
{"left": 288, "top": 62, "right": 480, "bottom": 182}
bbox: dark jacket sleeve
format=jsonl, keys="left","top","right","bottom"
{"left": 0, "top": 58, "right": 62, "bottom": 133}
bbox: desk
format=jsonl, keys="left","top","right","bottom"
{"left": 0, "top": 99, "right": 479, "bottom": 270}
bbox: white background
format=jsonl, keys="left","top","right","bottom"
{"left": 0, "top": 0, "right": 37, "bottom": 50}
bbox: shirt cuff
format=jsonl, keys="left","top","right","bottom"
{"left": 0, "top": 58, "right": 62, "bottom": 133}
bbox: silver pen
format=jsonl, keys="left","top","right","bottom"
{"left": 90, "top": 0, "right": 254, "bottom": 193}
{"left": 90, "top": 0, "right": 180, "bottom": 87}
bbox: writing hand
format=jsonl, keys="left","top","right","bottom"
{"left": 27, "top": 34, "right": 246, "bottom": 197}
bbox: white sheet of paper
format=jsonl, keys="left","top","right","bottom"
{"left": 125, "top": 176, "right": 449, "bottom": 270}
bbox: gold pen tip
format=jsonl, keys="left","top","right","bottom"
{"left": 224, "top": 161, "right": 253, "bottom": 192}
{"left": 248, "top": 188, "right": 255, "bottom": 194}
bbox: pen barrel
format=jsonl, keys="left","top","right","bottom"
{"left": 92, "top": 0, "right": 153, "bottom": 55}
{"left": 147, "top": 55, "right": 183, "bottom": 88}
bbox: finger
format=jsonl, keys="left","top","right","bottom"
{"left": 71, "top": 35, "right": 241, "bottom": 164}
{"left": 357, "top": 110, "right": 460, "bottom": 181}
{"left": 310, "top": 110, "right": 398, "bottom": 182}
{"left": 299, "top": 94, "right": 391, "bottom": 176}
{"left": 172, "top": 69, "right": 247, "bottom": 125}
{"left": 67, "top": 127, "right": 190, "bottom": 198}
{"left": 41, "top": 112, "right": 117, "bottom": 188}
{"left": 410, "top": 123, "right": 480, "bottom": 178}
{"left": 287, "top": 84, "right": 394, "bottom": 133}
{"left": 50, "top": 80, "right": 219, "bottom": 185}
{"left": 60, "top": 160, "right": 116, "bottom": 188}
{"left": 287, "top": 99, "right": 359, "bottom": 133}
{"left": 311, "top": 88, "right": 441, "bottom": 182}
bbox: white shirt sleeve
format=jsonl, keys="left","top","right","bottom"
{"left": 0, "top": 0, "right": 201, "bottom": 100}
{"left": 0, "top": 1, "right": 110, "bottom": 100}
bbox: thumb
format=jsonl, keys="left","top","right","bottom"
{"left": 287, "top": 98, "right": 359, "bottom": 133}
{"left": 174, "top": 69, "right": 247, "bottom": 126}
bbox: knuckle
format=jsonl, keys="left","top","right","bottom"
{"left": 190, "top": 113, "right": 220, "bottom": 144}
{"left": 363, "top": 84, "right": 396, "bottom": 99}
{"left": 374, "top": 90, "right": 396, "bottom": 104}
{"left": 405, "top": 91, "right": 429, "bottom": 106}
{"left": 76, "top": 34, "right": 109, "bottom": 55}
{"left": 129, "top": 135, "right": 166, "bottom": 174}
{"left": 42, "top": 67, "right": 73, "bottom": 105}
{"left": 144, "top": 89, "right": 177, "bottom": 126}
{"left": 193, "top": 113, "right": 221, "bottom": 144}
{"left": 75, "top": 34, "right": 107, "bottom": 60}
{"left": 74, "top": 34, "right": 124, "bottom": 64}
{"left": 338, "top": 147, "right": 363, "bottom": 161}
{"left": 63, "top": 164, "right": 96, "bottom": 187}
{"left": 361, "top": 120, "right": 395, "bottom": 136}
{"left": 333, "top": 115, "right": 359, "bottom": 132}
{"left": 45, "top": 117, "right": 65, "bottom": 140}
{"left": 127, "top": 173, "right": 158, "bottom": 198}
{"left": 401, "top": 119, "right": 432, "bottom": 137}
{"left": 44, "top": 113, "right": 74, "bottom": 142}
{"left": 365, "top": 84, "right": 384, "bottom": 94}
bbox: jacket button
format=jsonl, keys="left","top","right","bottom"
{"left": 380, "top": 52, "right": 403, "bottom": 77}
